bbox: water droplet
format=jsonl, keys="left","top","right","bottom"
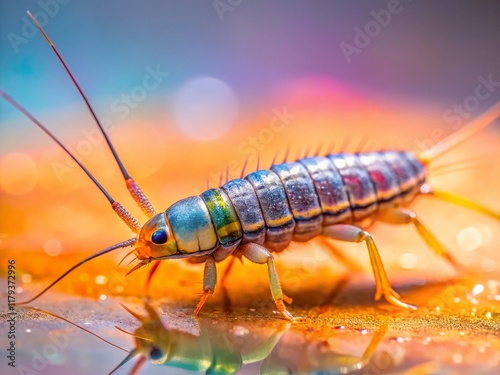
{"left": 173, "top": 77, "right": 238, "bottom": 141}
{"left": 0, "top": 152, "right": 38, "bottom": 195}
{"left": 43, "top": 240, "right": 62, "bottom": 257}
{"left": 481, "top": 259, "right": 496, "bottom": 272}
{"left": 231, "top": 325, "right": 249, "bottom": 337}
{"left": 94, "top": 275, "right": 107, "bottom": 285}
{"left": 21, "top": 274, "right": 32, "bottom": 283}
{"left": 398, "top": 252, "right": 418, "bottom": 269}
{"left": 472, "top": 284, "right": 485, "bottom": 295}
{"left": 456, "top": 227, "right": 482, "bottom": 251}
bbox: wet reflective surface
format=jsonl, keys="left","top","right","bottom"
{"left": 2, "top": 272, "right": 500, "bottom": 375}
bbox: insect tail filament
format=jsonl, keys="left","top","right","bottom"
{"left": 419, "top": 100, "right": 500, "bottom": 163}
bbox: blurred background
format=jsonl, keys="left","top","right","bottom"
{"left": 1, "top": 2, "right": 500, "bottom": 374}
{"left": 1, "top": 0, "right": 500, "bottom": 299}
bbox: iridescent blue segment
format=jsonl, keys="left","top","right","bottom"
{"left": 358, "top": 152, "right": 401, "bottom": 208}
{"left": 246, "top": 170, "right": 295, "bottom": 251}
{"left": 221, "top": 178, "right": 265, "bottom": 244}
{"left": 271, "top": 162, "right": 323, "bottom": 241}
{"left": 380, "top": 151, "right": 419, "bottom": 203}
{"left": 299, "top": 157, "right": 352, "bottom": 225}
{"left": 328, "top": 153, "right": 378, "bottom": 221}
{"left": 166, "top": 196, "right": 217, "bottom": 253}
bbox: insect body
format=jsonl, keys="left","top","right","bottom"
{"left": 6, "top": 11, "right": 500, "bottom": 320}
{"left": 135, "top": 150, "right": 427, "bottom": 318}
{"left": 110, "top": 303, "right": 288, "bottom": 375}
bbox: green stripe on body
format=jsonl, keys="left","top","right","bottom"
{"left": 201, "top": 188, "right": 242, "bottom": 246}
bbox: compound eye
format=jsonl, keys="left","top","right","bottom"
{"left": 149, "top": 346, "right": 163, "bottom": 360}
{"left": 151, "top": 229, "right": 168, "bottom": 244}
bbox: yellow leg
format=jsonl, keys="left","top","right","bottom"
{"left": 317, "top": 237, "right": 364, "bottom": 310}
{"left": 239, "top": 243, "right": 296, "bottom": 320}
{"left": 220, "top": 256, "right": 236, "bottom": 288}
{"left": 361, "top": 324, "right": 388, "bottom": 362}
{"left": 422, "top": 187, "right": 500, "bottom": 220}
{"left": 220, "top": 256, "right": 236, "bottom": 313}
{"left": 323, "top": 225, "right": 416, "bottom": 310}
{"left": 378, "top": 208, "right": 461, "bottom": 270}
{"left": 194, "top": 256, "right": 217, "bottom": 316}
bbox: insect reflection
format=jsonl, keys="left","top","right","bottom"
{"left": 26, "top": 303, "right": 390, "bottom": 374}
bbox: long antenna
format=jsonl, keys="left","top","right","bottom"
{"left": 27, "top": 10, "right": 156, "bottom": 218}
{"left": 16, "top": 237, "right": 136, "bottom": 305}
{"left": 0, "top": 91, "right": 141, "bottom": 234}
{"left": 109, "top": 350, "right": 144, "bottom": 375}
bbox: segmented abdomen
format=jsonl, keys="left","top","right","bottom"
{"left": 200, "top": 150, "right": 425, "bottom": 253}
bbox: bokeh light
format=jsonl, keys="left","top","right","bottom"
{"left": 173, "top": 76, "right": 238, "bottom": 141}
{"left": 0, "top": 152, "right": 38, "bottom": 195}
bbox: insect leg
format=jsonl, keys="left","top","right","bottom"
{"left": 377, "top": 208, "right": 461, "bottom": 269}
{"left": 421, "top": 187, "right": 500, "bottom": 221}
{"left": 323, "top": 225, "right": 417, "bottom": 310}
{"left": 360, "top": 324, "right": 388, "bottom": 362}
{"left": 316, "top": 237, "right": 364, "bottom": 310}
{"left": 220, "top": 257, "right": 237, "bottom": 312}
{"left": 239, "top": 243, "right": 295, "bottom": 320}
{"left": 145, "top": 261, "right": 162, "bottom": 293}
{"left": 220, "top": 256, "right": 237, "bottom": 286}
{"left": 194, "top": 256, "right": 217, "bottom": 315}
{"left": 242, "top": 322, "right": 290, "bottom": 366}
